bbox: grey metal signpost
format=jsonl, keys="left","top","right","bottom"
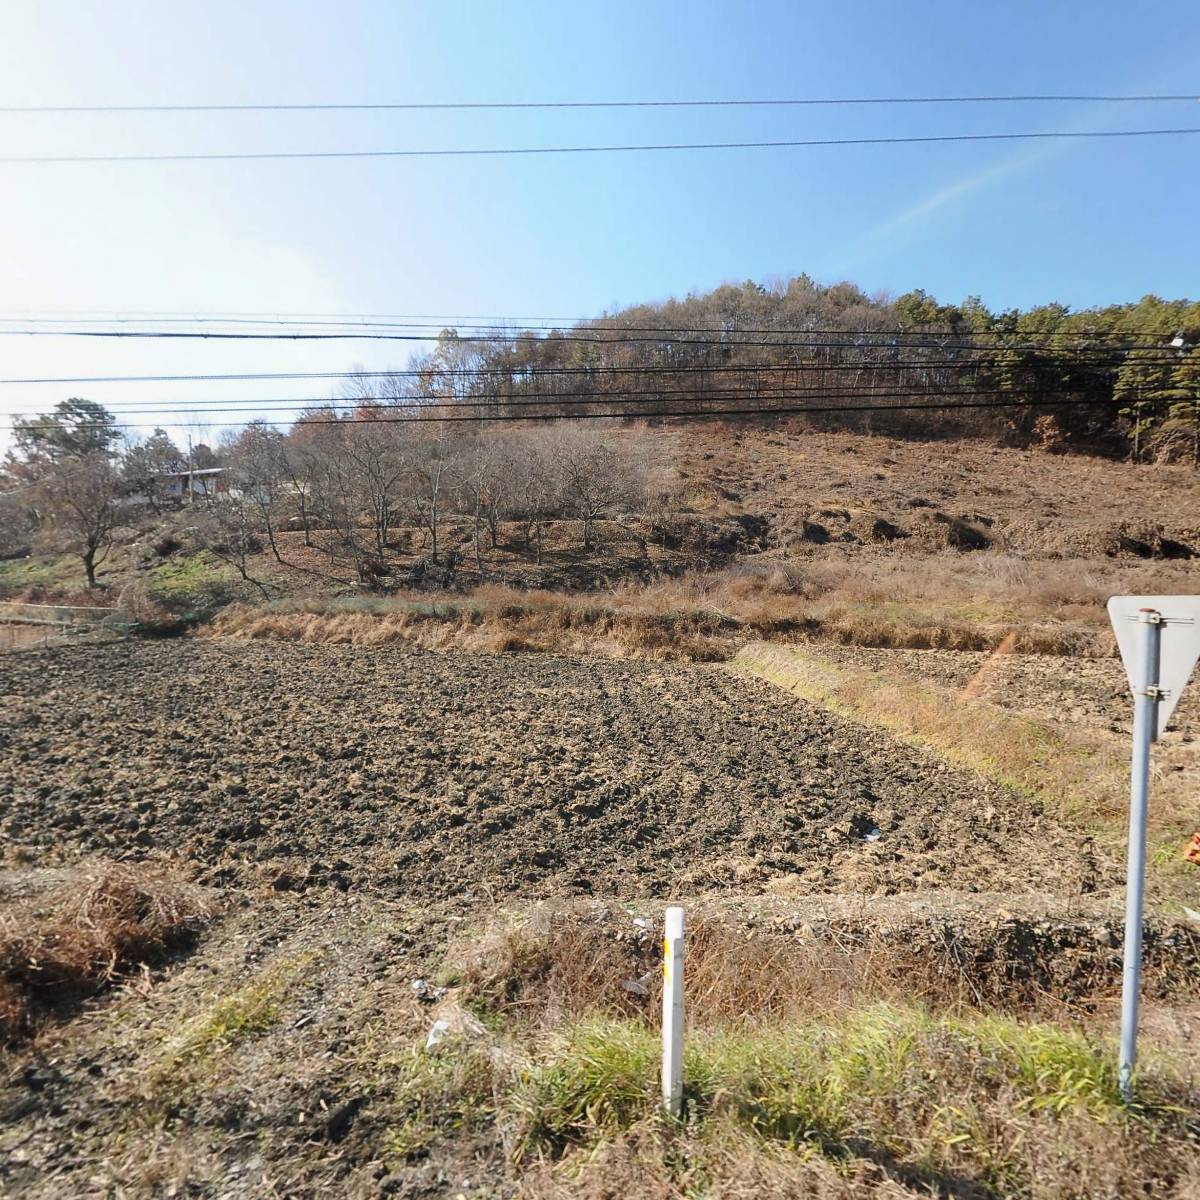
{"left": 1108, "top": 596, "right": 1200, "bottom": 1102}
{"left": 1117, "top": 608, "right": 1160, "bottom": 1101}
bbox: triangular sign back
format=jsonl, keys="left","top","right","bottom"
{"left": 1107, "top": 596, "right": 1200, "bottom": 739}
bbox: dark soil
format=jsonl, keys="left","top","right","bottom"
{"left": 0, "top": 639, "right": 1104, "bottom": 900}
{"left": 0, "top": 637, "right": 1194, "bottom": 1198}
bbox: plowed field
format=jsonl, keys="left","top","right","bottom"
{"left": 0, "top": 639, "right": 1101, "bottom": 898}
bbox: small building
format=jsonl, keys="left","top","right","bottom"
{"left": 128, "top": 467, "right": 228, "bottom": 506}
{"left": 160, "top": 467, "right": 227, "bottom": 501}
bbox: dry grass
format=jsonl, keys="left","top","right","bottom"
{"left": 519, "top": 1120, "right": 892, "bottom": 1200}
{"left": 444, "top": 908, "right": 1200, "bottom": 1027}
{"left": 0, "top": 863, "right": 214, "bottom": 1045}
{"left": 389, "top": 1017, "right": 1159, "bottom": 1199}
{"left": 505, "top": 1012, "right": 1185, "bottom": 1193}
{"left": 696, "top": 553, "right": 1198, "bottom": 655}
{"left": 368, "top": 909, "right": 1200, "bottom": 1197}
{"left": 207, "top": 590, "right": 738, "bottom": 662}
{"left": 446, "top": 916, "right": 939, "bottom": 1028}
{"left": 514, "top": 1071, "right": 1200, "bottom": 1200}
{"left": 205, "top": 549, "right": 1196, "bottom": 661}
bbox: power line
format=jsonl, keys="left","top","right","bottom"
{"left": 3, "top": 94, "right": 1197, "bottom": 114}
{"left": 0, "top": 314, "right": 1192, "bottom": 344}
{"left": 7, "top": 385, "right": 1127, "bottom": 420}
{"left": 0, "top": 307, "right": 1189, "bottom": 338}
{"left": 3, "top": 126, "right": 1199, "bottom": 164}
{"left": 3, "top": 392, "right": 1146, "bottom": 435}
{"left": 0, "top": 353, "right": 1186, "bottom": 390}
{"left": 0, "top": 309, "right": 584, "bottom": 323}
{"left": 0, "top": 326, "right": 1185, "bottom": 354}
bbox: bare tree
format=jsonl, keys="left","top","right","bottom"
{"left": 623, "top": 425, "right": 680, "bottom": 554}
{"left": 458, "top": 436, "right": 507, "bottom": 569}
{"left": 304, "top": 420, "right": 378, "bottom": 584}
{"left": 191, "top": 493, "right": 272, "bottom": 598}
{"left": 553, "top": 427, "right": 628, "bottom": 551}
{"left": 293, "top": 412, "right": 398, "bottom": 587}
{"left": 513, "top": 432, "right": 557, "bottom": 565}
{"left": 37, "top": 453, "right": 127, "bottom": 589}
{"left": 280, "top": 426, "right": 323, "bottom": 546}
{"left": 282, "top": 378, "right": 685, "bottom": 585}
{"left": 344, "top": 419, "right": 406, "bottom": 560}
{"left": 404, "top": 433, "right": 456, "bottom": 565}
{"left": 225, "top": 422, "right": 289, "bottom": 563}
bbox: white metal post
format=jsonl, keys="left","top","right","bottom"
{"left": 1119, "top": 608, "right": 1161, "bottom": 1101}
{"left": 662, "top": 906, "right": 685, "bottom": 1118}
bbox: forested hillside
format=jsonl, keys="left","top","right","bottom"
{"left": 372, "top": 277, "right": 1200, "bottom": 460}
{"left": 2, "top": 276, "right": 1198, "bottom": 605}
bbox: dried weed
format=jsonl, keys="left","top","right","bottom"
{"left": 0, "top": 862, "right": 214, "bottom": 1044}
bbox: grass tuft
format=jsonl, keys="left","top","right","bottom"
{"left": 514, "top": 1019, "right": 662, "bottom": 1153}
{"left": 151, "top": 952, "right": 314, "bottom": 1085}
{"left": 0, "top": 863, "right": 214, "bottom": 1045}
{"left": 443, "top": 1005, "right": 1183, "bottom": 1196}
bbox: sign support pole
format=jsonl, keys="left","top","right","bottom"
{"left": 1119, "top": 608, "right": 1161, "bottom": 1102}
{"left": 662, "top": 906, "right": 684, "bottom": 1118}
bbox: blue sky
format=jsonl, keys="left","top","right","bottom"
{"left": 0, "top": 0, "right": 1197, "bottom": 445}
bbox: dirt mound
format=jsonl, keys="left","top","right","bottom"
{"left": 1025, "top": 520, "right": 1200, "bottom": 560}
{"left": 454, "top": 896, "right": 1200, "bottom": 1017}
{"left": 909, "top": 509, "right": 993, "bottom": 550}
{"left": 776, "top": 507, "right": 907, "bottom": 550}
{"left": 0, "top": 640, "right": 1102, "bottom": 900}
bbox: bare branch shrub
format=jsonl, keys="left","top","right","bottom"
{"left": 35, "top": 452, "right": 128, "bottom": 588}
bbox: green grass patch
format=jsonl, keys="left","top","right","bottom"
{"left": 145, "top": 550, "right": 239, "bottom": 613}
{"left": 379, "top": 1040, "right": 498, "bottom": 1163}
{"left": 511, "top": 1006, "right": 1124, "bottom": 1158}
{"left": 152, "top": 953, "right": 311, "bottom": 1083}
{"left": 513, "top": 1019, "right": 662, "bottom": 1151}
{"left": 0, "top": 553, "right": 81, "bottom": 592}
{"left": 370, "top": 1002, "right": 1185, "bottom": 1195}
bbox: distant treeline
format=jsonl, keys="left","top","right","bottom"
{"left": 367, "top": 277, "right": 1199, "bottom": 462}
